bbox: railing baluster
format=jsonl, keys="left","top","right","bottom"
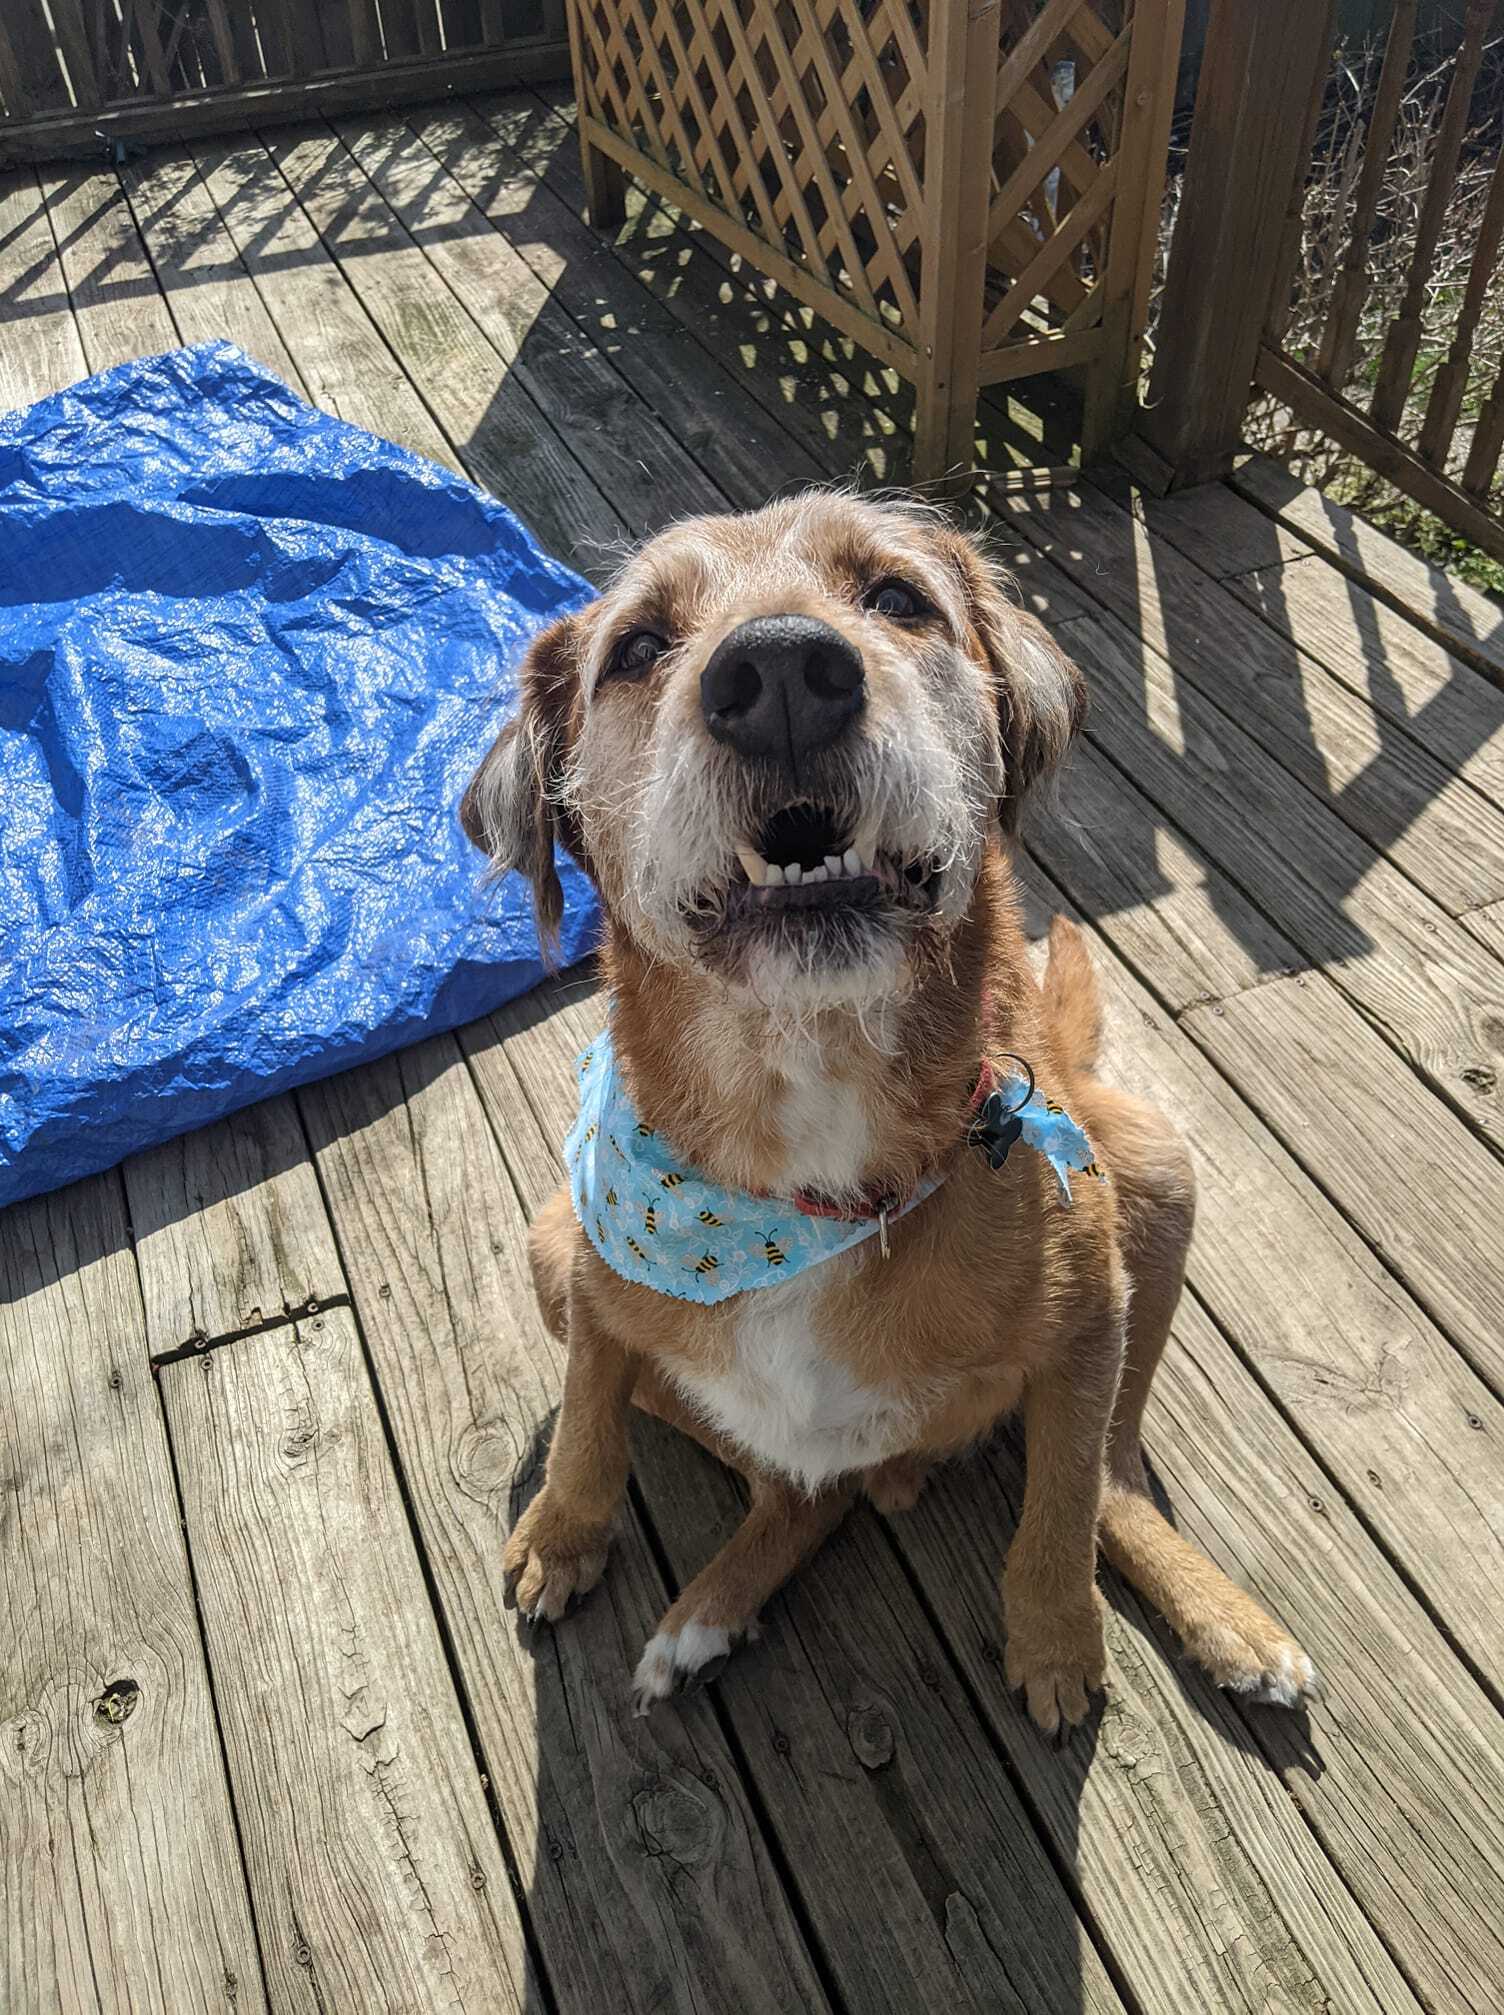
{"left": 1369, "top": 0, "right": 1496, "bottom": 436}
{"left": 1463, "top": 351, "right": 1504, "bottom": 499}
{"left": 1419, "top": 147, "right": 1504, "bottom": 469}
{"left": 1264, "top": 0, "right": 1337, "bottom": 348}
{"left": 1315, "top": 0, "right": 1418, "bottom": 389}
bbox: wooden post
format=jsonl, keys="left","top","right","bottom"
{"left": 565, "top": 0, "right": 627, "bottom": 227}
{"left": 1139, "top": 0, "right": 1332, "bottom": 488}
{"left": 912, "top": 0, "right": 999, "bottom": 486}
{"left": 1079, "top": 0, "right": 1186, "bottom": 463}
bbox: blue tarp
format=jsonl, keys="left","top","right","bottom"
{"left": 1, "top": 342, "right": 598, "bottom": 1212}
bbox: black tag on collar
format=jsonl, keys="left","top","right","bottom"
{"left": 969, "top": 1089, "right": 1025, "bottom": 1172}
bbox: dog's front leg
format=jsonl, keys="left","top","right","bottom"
{"left": 632, "top": 1472, "right": 855, "bottom": 1713}
{"left": 504, "top": 1295, "right": 637, "bottom": 1622}
{"left": 1003, "top": 1308, "right": 1124, "bottom": 1737}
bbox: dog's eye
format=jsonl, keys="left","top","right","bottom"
{"left": 862, "top": 578, "right": 927, "bottom": 621}
{"left": 603, "top": 628, "right": 669, "bottom": 683}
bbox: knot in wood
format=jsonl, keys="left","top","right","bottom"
{"left": 632, "top": 1779, "right": 715, "bottom": 1867}
{"left": 92, "top": 1677, "right": 140, "bottom": 1727}
{"left": 846, "top": 1705, "right": 896, "bottom": 1770}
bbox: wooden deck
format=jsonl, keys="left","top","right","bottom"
{"left": 6, "top": 85, "right": 1504, "bottom": 2015}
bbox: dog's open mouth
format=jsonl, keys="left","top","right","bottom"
{"left": 689, "top": 801, "right": 941, "bottom": 938}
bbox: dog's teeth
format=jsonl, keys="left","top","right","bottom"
{"left": 735, "top": 843, "right": 768, "bottom": 887}
{"left": 784, "top": 863, "right": 802, "bottom": 885}
{"left": 807, "top": 865, "right": 827, "bottom": 883}
{"left": 824, "top": 854, "right": 844, "bottom": 877}
{"left": 843, "top": 848, "right": 863, "bottom": 876}
{"left": 764, "top": 862, "right": 785, "bottom": 887}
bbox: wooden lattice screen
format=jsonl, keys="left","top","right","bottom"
{"left": 566, "top": 0, "right": 1185, "bottom": 479}
{"left": 0, "top": 1, "right": 571, "bottom": 164}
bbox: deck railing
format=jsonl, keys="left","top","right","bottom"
{"left": 1143, "top": 0, "right": 1504, "bottom": 564}
{"left": 0, "top": 1, "right": 571, "bottom": 164}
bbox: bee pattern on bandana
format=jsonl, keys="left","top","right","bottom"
{"left": 566, "top": 1031, "right": 1095, "bottom": 1305}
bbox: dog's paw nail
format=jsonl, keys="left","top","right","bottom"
{"left": 632, "top": 1621, "right": 733, "bottom": 1709}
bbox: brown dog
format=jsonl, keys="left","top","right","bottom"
{"left": 462, "top": 493, "right": 1316, "bottom": 1734}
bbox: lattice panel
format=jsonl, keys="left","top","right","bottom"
{"left": 572, "top": 0, "right": 935, "bottom": 350}
{"left": 569, "top": 0, "right": 1181, "bottom": 476}
{"left": 982, "top": 0, "right": 1132, "bottom": 349}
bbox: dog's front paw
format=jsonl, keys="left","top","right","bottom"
{"left": 1004, "top": 1583, "right": 1108, "bottom": 1739}
{"left": 1180, "top": 1588, "right": 1320, "bottom": 1708}
{"left": 503, "top": 1490, "right": 611, "bottom": 1623}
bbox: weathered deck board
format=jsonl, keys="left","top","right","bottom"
{"left": 333, "top": 112, "right": 731, "bottom": 539}
{"left": 1049, "top": 614, "right": 1504, "bottom": 1153}
{"left": 1463, "top": 897, "right": 1504, "bottom": 961}
{"left": 1029, "top": 737, "right": 1304, "bottom": 1013}
{"left": 264, "top": 123, "right": 624, "bottom": 573}
{"left": 1227, "top": 554, "right": 1504, "bottom": 816}
{"left": 159, "top": 1310, "right": 538, "bottom": 2014}
{"left": 124, "top": 1097, "right": 344, "bottom": 1353}
{"left": 405, "top": 100, "right": 830, "bottom": 502}
{"left": 1149, "top": 1293, "right": 1504, "bottom": 2015}
{"left": 36, "top": 168, "right": 179, "bottom": 371}
{"left": 1181, "top": 970, "right": 1504, "bottom": 1403}
{"left": 464, "top": 996, "right": 1125, "bottom": 2015}
{"left": 1023, "top": 863, "right": 1504, "bottom": 2011}
{"left": 1004, "top": 480, "right": 1504, "bottom": 916}
{"left": 0, "top": 169, "right": 89, "bottom": 412}
{"left": 1231, "top": 452, "right": 1504, "bottom": 686}
{"left": 1124, "top": 477, "right": 1313, "bottom": 578}
{"left": 194, "top": 134, "right": 468, "bottom": 465}
{"left": 298, "top": 1038, "right": 832, "bottom": 2015}
{"left": 117, "top": 147, "right": 306, "bottom": 390}
{"left": 897, "top": 1444, "right": 1418, "bottom": 2015}
{"left": 1, "top": 1177, "right": 267, "bottom": 2014}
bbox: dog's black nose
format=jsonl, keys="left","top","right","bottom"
{"left": 701, "top": 615, "right": 864, "bottom": 770}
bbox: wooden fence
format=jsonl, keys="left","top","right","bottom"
{"left": 1144, "top": 0, "right": 1504, "bottom": 564}
{"left": 566, "top": 0, "right": 1186, "bottom": 482}
{"left": 0, "top": 1, "right": 571, "bottom": 164}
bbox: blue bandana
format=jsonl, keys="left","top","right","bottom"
{"left": 565, "top": 1029, "right": 1103, "bottom": 1307}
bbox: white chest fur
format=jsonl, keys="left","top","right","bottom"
{"left": 672, "top": 1269, "right": 911, "bottom": 1489}
{"left": 668, "top": 1036, "right": 909, "bottom": 1488}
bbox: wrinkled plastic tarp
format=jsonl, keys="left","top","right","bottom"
{"left": 1, "top": 342, "right": 598, "bottom": 1212}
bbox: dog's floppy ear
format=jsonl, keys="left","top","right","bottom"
{"left": 939, "top": 531, "right": 1086, "bottom": 833}
{"left": 460, "top": 609, "right": 585, "bottom": 950}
